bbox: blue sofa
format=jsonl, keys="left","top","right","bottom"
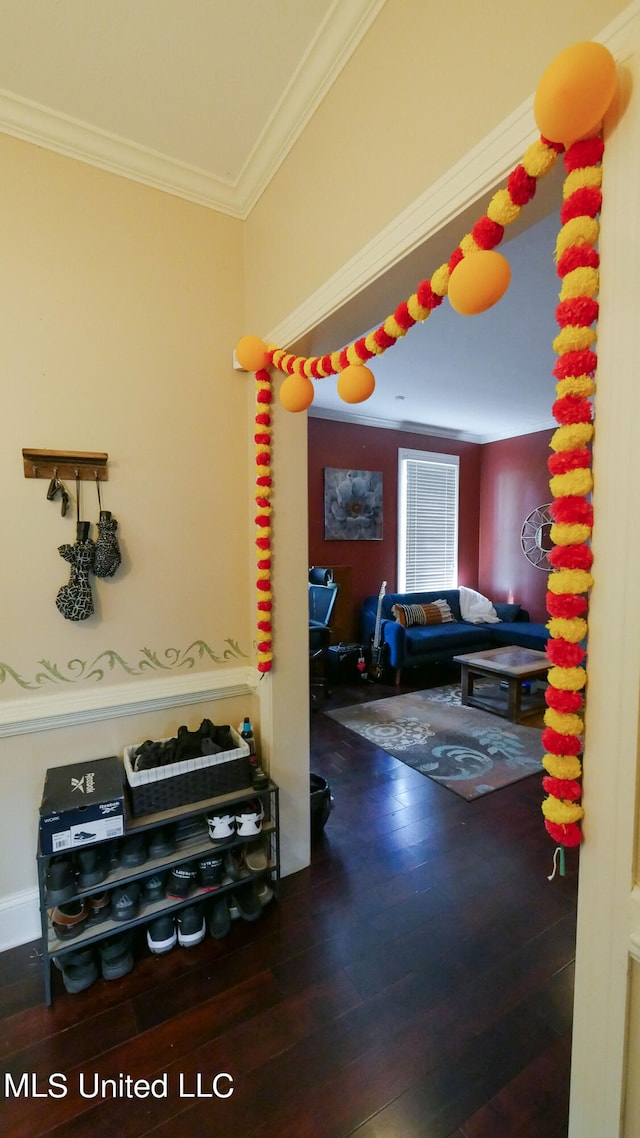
{"left": 361, "top": 588, "right": 549, "bottom": 683}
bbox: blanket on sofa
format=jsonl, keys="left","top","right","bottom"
{"left": 458, "top": 586, "right": 500, "bottom": 624}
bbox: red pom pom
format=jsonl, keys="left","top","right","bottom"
{"left": 257, "top": 620, "right": 272, "bottom": 632}
{"left": 546, "top": 591, "right": 588, "bottom": 618}
{"left": 550, "top": 496, "right": 593, "bottom": 525}
{"left": 553, "top": 350, "right": 598, "bottom": 380}
{"left": 542, "top": 727, "right": 582, "bottom": 756}
{"left": 555, "top": 297, "right": 599, "bottom": 328}
{"left": 373, "top": 327, "right": 396, "bottom": 350}
{"left": 542, "top": 776, "right": 582, "bottom": 801}
{"left": 548, "top": 544, "right": 593, "bottom": 570}
{"left": 256, "top": 537, "right": 271, "bottom": 550}
{"left": 560, "top": 186, "right": 603, "bottom": 224}
{"left": 564, "top": 136, "right": 604, "bottom": 172}
{"left": 545, "top": 686, "right": 583, "bottom": 714}
{"left": 254, "top": 432, "right": 271, "bottom": 446}
{"left": 321, "top": 354, "right": 334, "bottom": 375}
{"left": 472, "top": 216, "right": 504, "bottom": 249}
{"left": 557, "top": 244, "right": 600, "bottom": 278}
{"left": 257, "top": 640, "right": 271, "bottom": 652}
{"left": 255, "top": 412, "right": 271, "bottom": 426}
{"left": 257, "top": 388, "right": 272, "bottom": 403}
{"left": 257, "top": 661, "right": 272, "bottom": 673}
{"left": 255, "top": 367, "right": 272, "bottom": 381}
{"left": 256, "top": 451, "right": 271, "bottom": 467}
{"left": 256, "top": 579, "right": 270, "bottom": 592}
{"left": 544, "top": 820, "right": 583, "bottom": 846}
{"left": 448, "top": 247, "right": 464, "bottom": 274}
{"left": 394, "top": 301, "right": 416, "bottom": 332}
{"left": 257, "top": 559, "right": 271, "bottom": 571}
{"left": 255, "top": 514, "right": 271, "bottom": 527}
{"left": 548, "top": 447, "right": 591, "bottom": 475}
{"left": 546, "top": 638, "right": 586, "bottom": 667}
{"left": 338, "top": 348, "right": 350, "bottom": 370}
{"left": 256, "top": 475, "right": 272, "bottom": 487}
{"left": 552, "top": 395, "right": 593, "bottom": 425}
{"left": 507, "top": 165, "right": 538, "bottom": 205}
{"left": 355, "top": 338, "right": 374, "bottom": 362}
{"left": 310, "top": 359, "right": 322, "bottom": 378}
{"left": 257, "top": 599, "right": 272, "bottom": 611}
{"left": 416, "top": 279, "right": 443, "bottom": 310}
{"left": 540, "top": 137, "right": 565, "bottom": 154}
{"left": 255, "top": 496, "right": 270, "bottom": 509}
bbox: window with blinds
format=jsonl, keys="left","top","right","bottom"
{"left": 397, "top": 448, "right": 459, "bottom": 591}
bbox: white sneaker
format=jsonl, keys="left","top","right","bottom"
{"left": 235, "top": 800, "right": 264, "bottom": 837}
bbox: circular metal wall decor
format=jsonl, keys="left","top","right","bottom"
{"left": 521, "top": 503, "right": 554, "bottom": 570}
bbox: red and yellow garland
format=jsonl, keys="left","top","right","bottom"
{"left": 254, "top": 367, "right": 274, "bottom": 673}
{"left": 541, "top": 135, "right": 603, "bottom": 847}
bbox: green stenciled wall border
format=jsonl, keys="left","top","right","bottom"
{"left": 0, "top": 639, "right": 249, "bottom": 691}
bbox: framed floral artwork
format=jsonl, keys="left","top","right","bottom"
{"left": 323, "top": 468, "right": 383, "bottom": 540}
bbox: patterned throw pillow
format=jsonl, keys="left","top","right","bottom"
{"left": 391, "top": 600, "right": 454, "bottom": 627}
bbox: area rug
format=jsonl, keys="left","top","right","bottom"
{"left": 326, "top": 687, "right": 544, "bottom": 800}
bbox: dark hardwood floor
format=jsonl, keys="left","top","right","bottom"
{"left": 0, "top": 669, "right": 577, "bottom": 1137}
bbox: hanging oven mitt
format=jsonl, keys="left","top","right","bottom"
{"left": 56, "top": 522, "right": 96, "bottom": 621}
{"left": 93, "top": 510, "right": 122, "bottom": 578}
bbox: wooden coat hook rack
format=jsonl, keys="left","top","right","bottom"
{"left": 22, "top": 448, "right": 109, "bottom": 482}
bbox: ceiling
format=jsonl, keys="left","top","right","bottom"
{"left": 0, "top": 0, "right": 566, "bottom": 443}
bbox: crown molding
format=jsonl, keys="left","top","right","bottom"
{"left": 0, "top": 0, "right": 386, "bottom": 218}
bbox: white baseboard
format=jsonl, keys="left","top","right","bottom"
{"left": 0, "top": 888, "right": 40, "bottom": 952}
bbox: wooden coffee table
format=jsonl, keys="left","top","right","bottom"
{"left": 453, "top": 645, "right": 549, "bottom": 723}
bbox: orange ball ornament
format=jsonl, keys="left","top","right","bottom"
{"left": 448, "top": 250, "right": 511, "bottom": 316}
{"left": 235, "top": 335, "right": 269, "bottom": 372}
{"left": 337, "top": 364, "right": 375, "bottom": 404}
{"left": 279, "top": 372, "right": 315, "bottom": 412}
{"left": 534, "top": 41, "right": 617, "bottom": 146}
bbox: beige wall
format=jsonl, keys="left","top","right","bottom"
{"left": 244, "top": 0, "right": 629, "bottom": 337}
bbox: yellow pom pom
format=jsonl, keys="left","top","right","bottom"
{"left": 559, "top": 266, "right": 599, "bottom": 299}
{"left": 556, "top": 216, "right": 600, "bottom": 257}
{"left": 547, "top": 616, "right": 588, "bottom": 642}
{"left": 459, "top": 233, "right": 481, "bottom": 258}
{"left": 521, "top": 138, "right": 561, "bottom": 179}
{"left": 448, "top": 251, "right": 511, "bottom": 316}
{"left": 550, "top": 423, "right": 594, "bottom": 451}
{"left": 549, "top": 469, "right": 594, "bottom": 498}
{"left": 383, "top": 315, "right": 406, "bottom": 340}
{"left": 330, "top": 351, "right": 342, "bottom": 373}
{"left": 407, "top": 294, "right": 430, "bottom": 322}
{"left": 430, "top": 264, "right": 451, "bottom": 296}
{"left": 547, "top": 666, "right": 587, "bottom": 691}
{"left": 544, "top": 708, "right": 584, "bottom": 736}
{"left": 337, "top": 364, "right": 376, "bottom": 404}
{"left": 487, "top": 189, "right": 521, "bottom": 226}
{"left": 552, "top": 326, "right": 596, "bottom": 355}
{"left": 563, "top": 166, "right": 602, "bottom": 197}
{"left": 556, "top": 376, "right": 595, "bottom": 399}
{"left": 543, "top": 753, "right": 583, "bottom": 780}
{"left": 550, "top": 523, "right": 592, "bottom": 546}
{"left": 236, "top": 335, "right": 269, "bottom": 372}
{"left": 547, "top": 569, "right": 594, "bottom": 595}
{"left": 542, "top": 796, "right": 584, "bottom": 824}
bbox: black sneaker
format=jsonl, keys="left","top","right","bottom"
{"left": 45, "top": 857, "right": 76, "bottom": 906}
{"left": 53, "top": 947, "right": 99, "bottom": 993}
{"left": 208, "top": 897, "right": 231, "bottom": 940}
{"left": 118, "top": 833, "right": 147, "bottom": 867}
{"left": 232, "top": 881, "right": 263, "bottom": 922}
{"left": 99, "top": 933, "right": 134, "bottom": 980}
{"left": 165, "top": 863, "right": 197, "bottom": 900}
{"left": 177, "top": 905, "right": 206, "bottom": 947}
{"left": 147, "top": 914, "right": 176, "bottom": 954}
{"left": 148, "top": 825, "right": 177, "bottom": 859}
{"left": 111, "top": 882, "right": 141, "bottom": 922}
{"left": 75, "top": 846, "right": 109, "bottom": 889}
{"left": 142, "top": 871, "right": 167, "bottom": 902}
{"left": 197, "top": 854, "right": 224, "bottom": 892}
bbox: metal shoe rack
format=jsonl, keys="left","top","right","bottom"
{"left": 36, "top": 781, "right": 280, "bottom": 1005}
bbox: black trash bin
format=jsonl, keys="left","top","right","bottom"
{"left": 310, "top": 773, "right": 333, "bottom": 842}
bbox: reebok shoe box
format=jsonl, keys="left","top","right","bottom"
{"left": 39, "top": 756, "right": 125, "bottom": 855}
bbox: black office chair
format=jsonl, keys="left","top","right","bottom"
{"left": 309, "top": 569, "right": 339, "bottom": 706}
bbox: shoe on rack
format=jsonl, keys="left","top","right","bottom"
{"left": 143, "top": 871, "right": 167, "bottom": 903}
{"left": 231, "top": 881, "right": 263, "bottom": 922}
{"left": 45, "top": 857, "right": 76, "bottom": 907}
{"left": 208, "top": 897, "right": 231, "bottom": 940}
{"left": 235, "top": 800, "right": 264, "bottom": 838}
{"left": 147, "top": 914, "right": 177, "bottom": 955}
{"left": 197, "top": 853, "right": 224, "bottom": 892}
{"left": 51, "top": 898, "right": 88, "bottom": 940}
{"left": 243, "top": 838, "right": 269, "bottom": 873}
{"left": 165, "top": 862, "right": 197, "bottom": 900}
{"left": 251, "top": 765, "right": 270, "bottom": 791}
{"left": 177, "top": 905, "right": 206, "bottom": 947}
{"left": 147, "top": 824, "right": 177, "bottom": 859}
{"left": 53, "top": 946, "right": 99, "bottom": 994}
{"left": 118, "top": 833, "right": 147, "bottom": 867}
{"left": 85, "top": 891, "right": 111, "bottom": 925}
{"left": 111, "top": 882, "right": 141, "bottom": 922}
{"left": 76, "top": 846, "right": 109, "bottom": 889}
{"left": 206, "top": 809, "right": 235, "bottom": 844}
{"left": 99, "top": 932, "right": 134, "bottom": 980}
{"left": 222, "top": 848, "right": 244, "bottom": 883}
{"left": 256, "top": 880, "right": 275, "bottom": 907}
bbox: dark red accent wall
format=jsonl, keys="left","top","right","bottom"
{"left": 308, "top": 419, "right": 552, "bottom": 630}
{"left": 307, "top": 418, "right": 482, "bottom": 628}
{"left": 478, "top": 429, "right": 551, "bottom": 623}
